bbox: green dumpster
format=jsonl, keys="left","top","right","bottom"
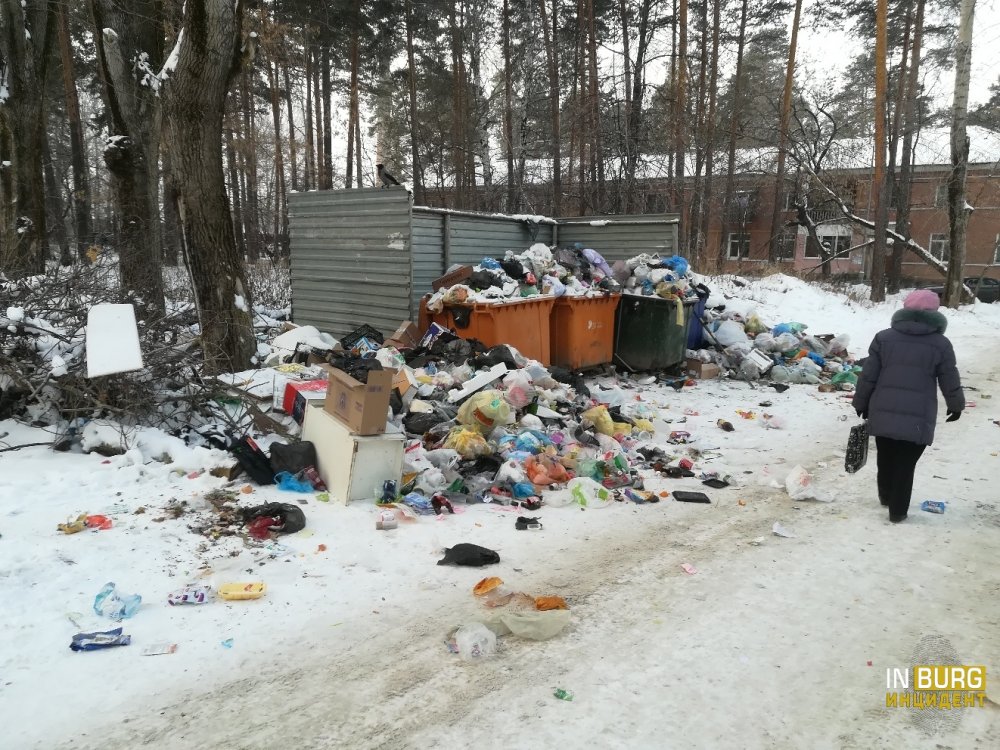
{"left": 613, "top": 296, "right": 695, "bottom": 372}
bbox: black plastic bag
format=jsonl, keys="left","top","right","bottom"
{"left": 473, "top": 345, "right": 518, "bottom": 370}
{"left": 241, "top": 502, "right": 306, "bottom": 534}
{"left": 845, "top": 420, "right": 870, "bottom": 473}
{"left": 229, "top": 436, "right": 275, "bottom": 485}
{"left": 270, "top": 441, "right": 318, "bottom": 476}
{"left": 500, "top": 258, "right": 526, "bottom": 280}
{"left": 467, "top": 269, "right": 503, "bottom": 291}
{"left": 437, "top": 543, "right": 500, "bottom": 567}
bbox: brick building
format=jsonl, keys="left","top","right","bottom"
{"left": 703, "top": 161, "right": 1000, "bottom": 283}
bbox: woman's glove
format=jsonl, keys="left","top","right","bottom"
{"left": 946, "top": 411, "right": 961, "bottom": 422}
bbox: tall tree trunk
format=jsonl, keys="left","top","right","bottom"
{"left": 43, "top": 130, "right": 70, "bottom": 265}
{"left": 91, "top": 0, "right": 165, "bottom": 310}
{"left": 268, "top": 59, "right": 286, "bottom": 256}
{"left": 674, "top": 0, "right": 687, "bottom": 248}
{"left": 768, "top": 0, "right": 802, "bottom": 262}
{"left": 688, "top": 0, "right": 709, "bottom": 258}
{"left": 886, "top": 1, "right": 912, "bottom": 294}
{"left": 537, "top": 0, "right": 561, "bottom": 215}
{"left": 870, "top": 0, "right": 889, "bottom": 300}
{"left": 405, "top": 0, "right": 423, "bottom": 203}
{"left": 57, "top": 3, "right": 91, "bottom": 259}
{"left": 585, "top": 0, "right": 603, "bottom": 212}
{"left": 320, "top": 46, "right": 333, "bottom": 189}
{"left": 624, "top": 0, "right": 652, "bottom": 215}
{"left": 618, "top": 0, "right": 632, "bottom": 212}
{"left": 283, "top": 62, "right": 298, "bottom": 193}
{"left": 354, "top": 99, "right": 363, "bottom": 187}
{"left": 162, "top": 147, "right": 182, "bottom": 265}
{"left": 448, "top": 3, "right": 465, "bottom": 208}
{"left": 346, "top": 0, "right": 360, "bottom": 189}
{"left": 718, "top": 0, "right": 748, "bottom": 268}
{"left": 162, "top": 0, "right": 255, "bottom": 373}
{"left": 0, "top": 0, "right": 54, "bottom": 277}
{"left": 240, "top": 70, "right": 260, "bottom": 260}
{"left": 944, "top": 0, "right": 976, "bottom": 307}
{"left": 502, "top": 0, "right": 516, "bottom": 211}
{"left": 893, "top": 0, "right": 925, "bottom": 291}
{"left": 698, "top": 0, "right": 721, "bottom": 267}
{"left": 224, "top": 127, "right": 245, "bottom": 257}
{"left": 304, "top": 44, "right": 315, "bottom": 191}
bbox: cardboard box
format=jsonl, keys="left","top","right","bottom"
{"left": 322, "top": 366, "right": 395, "bottom": 435}
{"left": 384, "top": 321, "right": 421, "bottom": 350}
{"left": 431, "top": 265, "right": 474, "bottom": 291}
{"left": 282, "top": 379, "right": 329, "bottom": 414}
{"left": 686, "top": 358, "right": 721, "bottom": 380}
{"left": 392, "top": 367, "right": 418, "bottom": 396}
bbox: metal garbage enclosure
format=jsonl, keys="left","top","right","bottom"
{"left": 289, "top": 187, "right": 679, "bottom": 341}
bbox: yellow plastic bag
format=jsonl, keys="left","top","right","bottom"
{"left": 457, "top": 390, "right": 511, "bottom": 434}
{"left": 444, "top": 427, "right": 491, "bottom": 458}
{"left": 745, "top": 314, "right": 768, "bottom": 335}
{"left": 582, "top": 405, "right": 615, "bottom": 436}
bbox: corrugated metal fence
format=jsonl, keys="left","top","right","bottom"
{"left": 289, "top": 188, "right": 679, "bottom": 338}
{"left": 289, "top": 188, "right": 412, "bottom": 338}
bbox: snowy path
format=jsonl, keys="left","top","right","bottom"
{"left": 45, "top": 353, "right": 1000, "bottom": 747}
{"left": 4, "top": 284, "right": 1000, "bottom": 749}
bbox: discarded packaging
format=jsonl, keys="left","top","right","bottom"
{"left": 920, "top": 500, "right": 946, "bottom": 514}
{"left": 70, "top": 627, "right": 131, "bottom": 652}
{"left": 772, "top": 522, "right": 796, "bottom": 538}
{"left": 218, "top": 582, "right": 266, "bottom": 601}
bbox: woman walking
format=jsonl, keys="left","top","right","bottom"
{"left": 852, "top": 289, "right": 965, "bottom": 522}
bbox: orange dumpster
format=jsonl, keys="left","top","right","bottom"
{"left": 420, "top": 296, "right": 556, "bottom": 365}
{"left": 550, "top": 294, "right": 621, "bottom": 370}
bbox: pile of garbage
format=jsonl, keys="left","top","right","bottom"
{"left": 692, "top": 312, "right": 859, "bottom": 389}
{"left": 426, "top": 242, "right": 621, "bottom": 311}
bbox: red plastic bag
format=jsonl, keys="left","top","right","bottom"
{"left": 85, "top": 515, "right": 113, "bottom": 530}
{"left": 247, "top": 516, "right": 279, "bottom": 540}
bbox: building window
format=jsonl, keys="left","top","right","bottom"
{"left": 935, "top": 184, "right": 949, "bottom": 208}
{"left": 993, "top": 234, "right": 999, "bottom": 264}
{"left": 728, "top": 232, "right": 751, "bottom": 259}
{"left": 776, "top": 229, "right": 796, "bottom": 260}
{"left": 929, "top": 232, "right": 949, "bottom": 261}
{"left": 783, "top": 191, "right": 797, "bottom": 211}
{"left": 807, "top": 227, "right": 852, "bottom": 259}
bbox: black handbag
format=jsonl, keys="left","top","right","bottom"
{"left": 845, "top": 420, "right": 870, "bottom": 473}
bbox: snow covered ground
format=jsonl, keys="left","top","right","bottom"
{"left": 2, "top": 276, "right": 999, "bottom": 749}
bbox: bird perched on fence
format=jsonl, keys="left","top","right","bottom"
{"left": 376, "top": 163, "right": 402, "bottom": 188}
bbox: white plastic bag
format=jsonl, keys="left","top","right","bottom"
{"left": 454, "top": 623, "right": 497, "bottom": 661}
{"left": 714, "top": 320, "right": 749, "bottom": 347}
{"left": 785, "top": 465, "right": 816, "bottom": 500}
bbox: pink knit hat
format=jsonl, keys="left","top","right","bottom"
{"left": 903, "top": 289, "right": 941, "bottom": 311}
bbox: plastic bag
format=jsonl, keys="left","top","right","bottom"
{"left": 525, "top": 454, "right": 569, "bottom": 485}
{"left": 93, "top": 582, "right": 142, "bottom": 621}
{"left": 827, "top": 334, "right": 851, "bottom": 357}
{"left": 752, "top": 332, "right": 776, "bottom": 351}
{"left": 568, "top": 477, "right": 612, "bottom": 508}
{"left": 444, "top": 427, "right": 491, "bottom": 458}
{"left": 745, "top": 314, "right": 768, "bottom": 335}
{"left": 772, "top": 332, "right": 801, "bottom": 353}
{"left": 582, "top": 405, "right": 615, "bottom": 436}
{"left": 713, "top": 320, "right": 749, "bottom": 347}
{"left": 785, "top": 465, "right": 816, "bottom": 500}
{"left": 457, "top": 390, "right": 511, "bottom": 434}
{"left": 486, "top": 609, "right": 571, "bottom": 641}
{"left": 454, "top": 623, "right": 497, "bottom": 661}
{"left": 502, "top": 371, "right": 535, "bottom": 409}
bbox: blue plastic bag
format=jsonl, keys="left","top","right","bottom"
{"left": 662, "top": 255, "right": 689, "bottom": 277}
{"left": 275, "top": 471, "right": 313, "bottom": 492}
{"left": 93, "top": 582, "right": 142, "bottom": 621}
{"left": 481, "top": 257, "right": 501, "bottom": 270}
{"left": 806, "top": 351, "right": 825, "bottom": 366}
